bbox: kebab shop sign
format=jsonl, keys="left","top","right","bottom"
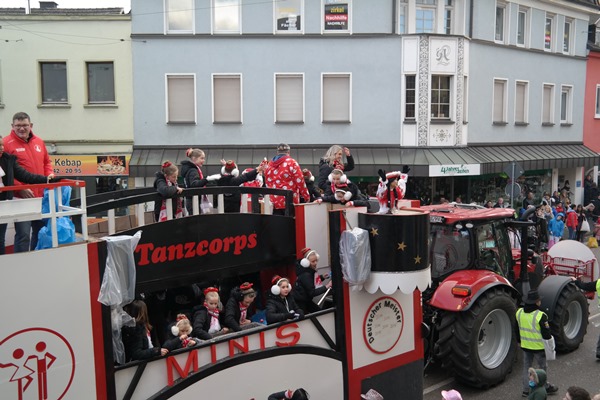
{"left": 363, "top": 296, "right": 404, "bottom": 354}
{"left": 50, "top": 155, "right": 130, "bottom": 176}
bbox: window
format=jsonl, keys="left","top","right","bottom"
{"left": 213, "top": 0, "right": 240, "bottom": 34}
{"left": 542, "top": 84, "right": 554, "bottom": 125}
{"left": 563, "top": 20, "right": 571, "bottom": 54}
{"left": 322, "top": 73, "right": 351, "bottom": 122}
{"left": 431, "top": 75, "right": 451, "bottom": 119}
{"left": 495, "top": 3, "right": 506, "bottom": 43}
{"left": 166, "top": 0, "right": 194, "bottom": 33}
{"left": 275, "top": 0, "right": 303, "bottom": 33}
{"left": 398, "top": 0, "right": 407, "bottom": 34}
{"left": 323, "top": 0, "right": 351, "bottom": 33}
{"left": 493, "top": 79, "right": 507, "bottom": 124}
{"left": 40, "top": 62, "right": 68, "bottom": 104}
{"left": 560, "top": 85, "right": 572, "bottom": 124}
{"left": 596, "top": 85, "right": 600, "bottom": 118}
{"left": 517, "top": 8, "right": 528, "bottom": 47}
{"left": 86, "top": 62, "right": 115, "bottom": 104}
{"left": 515, "top": 81, "right": 528, "bottom": 124}
{"left": 275, "top": 74, "right": 304, "bottom": 123}
{"left": 444, "top": 0, "right": 453, "bottom": 34}
{"left": 166, "top": 74, "right": 196, "bottom": 123}
{"left": 405, "top": 75, "right": 416, "bottom": 119}
{"left": 213, "top": 74, "right": 242, "bottom": 123}
{"left": 416, "top": 0, "right": 436, "bottom": 34}
{"left": 544, "top": 14, "right": 554, "bottom": 51}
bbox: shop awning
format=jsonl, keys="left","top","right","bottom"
{"left": 129, "top": 143, "right": 599, "bottom": 178}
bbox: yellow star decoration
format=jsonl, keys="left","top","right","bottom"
{"left": 414, "top": 255, "right": 422, "bottom": 264}
{"left": 397, "top": 242, "right": 407, "bottom": 251}
{"left": 370, "top": 228, "right": 379, "bottom": 236}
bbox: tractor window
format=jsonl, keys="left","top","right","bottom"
{"left": 430, "top": 225, "right": 471, "bottom": 278}
{"left": 475, "top": 222, "right": 511, "bottom": 276}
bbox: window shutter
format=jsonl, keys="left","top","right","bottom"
{"left": 214, "top": 75, "right": 241, "bottom": 123}
{"left": 323, "top": 75, "right": 350, "bottom": 122}
{"left": 276, "top": 75, "right": 303, "bottom": 122}
{"left": 167, "top": 75, "right": 195, "bottom": 123}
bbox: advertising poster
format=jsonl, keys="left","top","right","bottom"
{"left": 50, "top": 155, "right": 130, "bottom": 176}
{"left": 324, "top": 1, "right": 349, "bottom": 31}
{"left": 276, "top": 0, "right": 301, "bottom": 31}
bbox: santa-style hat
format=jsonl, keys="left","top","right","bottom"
{"left": 171, "top": 314, "right": 190, "bottom": 336}
{"left": 335, "top": 188, "right": 352, "bottom": 201}
{"left": 303, "top": 168, "right": 314, "bottom": 182}
{"left": 221, "top": 160, "right": 239, "bottom": 177}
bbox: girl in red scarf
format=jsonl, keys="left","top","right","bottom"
{"left": 191, "top": 288, "right": 229, "bottom": 340}
{"left": 154, "top": 161, "right": 186, "bottom": 222}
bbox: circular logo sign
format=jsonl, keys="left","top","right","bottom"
{"left": 363, "top": 296, "right": 404, "bottom": 354}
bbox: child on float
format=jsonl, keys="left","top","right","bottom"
{"left": 121, "top": 299, "right": 169, "bottom": 362}
{"left": 180, "top": 148, "right": 221, "bottom": 215}
{"left": 163, "top": 314, "right": 201, "bottom": 351}
{"left": 293, "top": 247, "right": 332, "bottom": 314}
{"left": 302, "top": 168, "right": 322, "bottom": 203}
{"left": 266, "top": 276, "right": 304, "bottom": 325}
{"left": 153, "top": 161, "right": 186, "bottom": 222}
{"left": 215, "top": 160, "right": 263, "bottom": 213}
{"left": 223, "top": 282, "right": 257, "bottom": 331}
{"left": 191, "top": 287, "right": 229, "bottom": 340}
{"left": 322, "top": 169, "right": 368, "bottom": 208}
{"left": 376, "top": 166, "right": 410, "bottom": 214}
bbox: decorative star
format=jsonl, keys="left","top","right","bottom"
{"left": 370, "top": 228, "right": 378, "bottom": 236}
{"left": 414, "top": 255, "right": 422, "bottom": 264}
{"left": 397, "top": 242, "right": 407, "bottom": 251}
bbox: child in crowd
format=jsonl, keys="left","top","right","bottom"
{"left": 215, "top": 160, "right": 263, "bottom": 213}
{"left": 180, "top": 148, "right": 220, "bottom": 215}
{"left": 154, "top": 161, "right": 186, "bottom": 222}
{"left": 302, "top": 168, "right": 322, "bottom": 203}
{"left": 293, "top": 247, "right": 332, "bottom": 314}
{"left": 322, "top": 169, "right": 368, "bottom": 208}
{"left": 527, "top": 368, "right": 547, "bottom": 400}
{"left": 192, "top": 287, "right": 229, "bottom": 340}
{"left": 266, "top": 275, "right": 304, "bottom": 324}
{"left": 121, "top": 300, "right": 168, "bottom": 362}
{"left": 547, "top": 213, "right": 565, "bottom": 249}
{"left": 163, "top": 314, "right": 200, "bottom": 351}
{"left": 376, "top": 166, "right": 410, "bottom": 214}
{"left": 223, "top": 282, "right": 257, "bottom": 331}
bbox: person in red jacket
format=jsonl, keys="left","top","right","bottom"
{"left": 565, "top": 204, "right": 578, "bottom": 240}
{"left": 264, "top": 143, "right": 309, "bottom": 215}
{"left": 3, "top": 112, "right": 54, "bottom": 252}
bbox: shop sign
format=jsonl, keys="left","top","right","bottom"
{"left": 50, "top": 155, "right": 130, "bottom": 176}
{"left": 429, "top": 164, "right": 480, "bottom": 177}
{"left": 324, "top": 1, "right": 349, "bottom": 31}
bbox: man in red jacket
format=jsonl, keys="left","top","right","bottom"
{"left": 264, "top": 143, "right": 309, "bottom": 215}
{"left": 3, "top": 112, "right": 54, "bottom": 252}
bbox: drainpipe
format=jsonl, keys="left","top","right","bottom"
{"left": 392, "top": 0, "right": 397, "bottom": 34}
{"left": 469, "top": 0, "right": 474, "bottom": 38}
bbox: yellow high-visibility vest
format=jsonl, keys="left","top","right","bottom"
{"left": 516, "top": 308, "right": 545, "bottom": 350}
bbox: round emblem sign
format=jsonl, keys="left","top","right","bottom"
{"left": 363, "top": 296, "right": 404, "bottom": 354}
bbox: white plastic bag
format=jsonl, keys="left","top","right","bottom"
{"left": 544, "top": 336, "right": 556, "bottom": 361}
{"left": 339, "top": 227, "right": 371, "bottom": 288}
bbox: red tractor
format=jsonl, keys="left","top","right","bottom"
{"left": 421, "top": 203, "right": 590, "bottom": 388}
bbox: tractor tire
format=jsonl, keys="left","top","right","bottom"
{"left": 436, "top": 287, "right": 517, "bottom": 388}
{"left": 549, "top": 283, "right": 588, "bottom": 352}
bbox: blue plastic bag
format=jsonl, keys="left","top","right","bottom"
{"left": 35, "top": 217, "right": 76, "bottom": 250}
{"left": 41, "top": 186, "right": 72, "bottom": 223}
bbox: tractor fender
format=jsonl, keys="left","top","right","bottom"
{"left": 429, "top": 270, "right": 519, "bottom": 312}
{"left": 537, "top": 275, "right": 576, "bottom": 321}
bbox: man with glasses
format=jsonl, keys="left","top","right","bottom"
{"left": 4, "top": 112, "right": 54, "bottom": 252}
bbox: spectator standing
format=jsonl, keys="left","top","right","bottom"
{"left": 547, "top": 213, "right": 565, "bottom": 249}
{"left": 180, "top": 148, "right": 220, "bottom": 215}
{"left": 0, "top": 135, "right": 56, "bottom": 255}
{"left": 516, "top": 290, "right": 558, "bottom": 397}
{"left": 566, "top": 204, "right": 578, "bottom": 240}
{"left": 564, "top": 386, "right": 591, "bottom": 400}
{"left": 317, "top": 145, "right": 354, "bottom": 193}
{"left": 523, "top": 191, "right": 535, "bottom": 210}
{"left": 264, "top": 143, "right": 309, "bottom": 215}
{"left": 3, "top": 112, "right": 53, "bottom": 252}
{"left": 575, "top": 204, "right": 588, "bottom": 242}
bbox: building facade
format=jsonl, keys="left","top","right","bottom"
{"left": 0, "top": 2, "right": 133, "bottom": 194}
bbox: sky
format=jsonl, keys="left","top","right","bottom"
{"left": 3, "top": 0, "right": 131, "bottom": 12}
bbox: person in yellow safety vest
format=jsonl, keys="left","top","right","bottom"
{"left": 516, "top": 289, "right": 559, "bottom": 398}
{"left": 573, "top": 278, "right": 600, "bottom": 360}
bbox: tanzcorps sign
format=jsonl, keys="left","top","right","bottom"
{"left": 429, "top": 164, "right": 480, "bottom": 177}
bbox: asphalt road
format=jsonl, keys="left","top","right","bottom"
{"left": 422, "top": 302, "right": 600, "bottom": 399}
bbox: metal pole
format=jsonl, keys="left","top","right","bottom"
{"left": 511, "top": 161, "right": 516, "bottom": 209}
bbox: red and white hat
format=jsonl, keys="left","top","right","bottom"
{"left": 222, "top": 160, "right": 239, "bottom": 177}
{"left": 302, "top": 168, "right": 314, "bottom": 182}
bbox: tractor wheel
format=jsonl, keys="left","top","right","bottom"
{"left": 436, "top": 287, "right": 517, "bottom": 388}
{"left": 550, "top": 283, "right": 588, "bottom": 352}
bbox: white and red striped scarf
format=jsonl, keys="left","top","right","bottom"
{"left": 205, "top": 303, "right": 221, "bottom": 334}
{"left": 159, "top": 179, "right": 186, "bottom": 221}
